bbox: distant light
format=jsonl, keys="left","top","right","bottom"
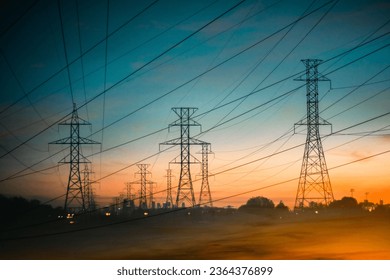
{"left": 187, "top": 212, "right": 191, "bottom": 216}
{"left": 144, "top": 212, "right": 149, "bottom": 216}
{"left": 69, "top": 220, "right": 75, "bottom": 224}
{"left": 315, "top": 210, "right": 319, "bottom": 214}
{"left": 105, "top": 212, "right": 111, "bottom": 217}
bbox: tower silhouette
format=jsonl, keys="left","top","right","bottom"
{"left": 198, "top": 142, "right": 213, "bottom": 207}
{"left": 294, "top": 59, "right": 334, "bottom": 209}
{"left": 160, "top": 107, "right": 204, "bottom": 207}
{"left": 50, "top": 103, "right": 100, "bottom": 213}
{"left": 165, "top": 168, "right": 174, "bottom": 208}
{"left": 127, "top": 163, "right": 155, "bottom": 209}
{"left": 124, "top": 182, "right": 135, "bottom": 201}
{"left": 81, "top": 164, "right": 96, "bottom": 212}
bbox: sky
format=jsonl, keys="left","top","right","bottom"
{"left": 0, "top": 0, "right": 389, "bottom": 209}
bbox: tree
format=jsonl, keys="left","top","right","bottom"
{"left": 238, "top": 196, "right": 275, "bottom": 215}
{"left": 329, "top": 196, "right": 358, "bottom": 209}
{"left": 245, "top": 196, "right": 275, "bottom": 208}
{"left": 275, "top": 200, "right": 289, "bottom": 211}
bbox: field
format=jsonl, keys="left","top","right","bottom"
{"left": 1, "top": 209, "right": 389, "bottom": 260}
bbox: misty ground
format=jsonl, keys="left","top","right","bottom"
{"left": 0, "top": 209, "right": 389, "bottom": 260}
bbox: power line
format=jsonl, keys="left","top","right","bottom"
{"left": 328, "top": 85, "right": 390, "bottom": 121}
{"left": 0, "top": 0, "right": 247, "bottom": 160}
{"left": 57, "top": 0, "right": 75, "bottom": 105}
{"left": 1, "top": 3, "right": 386, "bottom": 182}
{"left": 209, "top": 0, "right": 336, "bottom": 127}
{"left": 3, "top": 107, "right": 389, "bottom": 229}
{"left": 328, "top": 149, "right": 390, "bottom": 171}
{"left": 0, "top": 0, "right": 221, "bottom": 123}
{"left": 207, "top": 111, "right": 390, "bottom": 178}
{"left": 4, "top": 0, "right": 325, "bottom": 149}
{"left": 0, "top": 0, "right": 40, "bottom": 37}
{"left": 2, "top": 146, "right": 388, "bottom": 241}
{"left": 176, "top": 0, "right": 260, "bottom": 105}
{"left": 0, "top": 0, "right": 161, "bottom": 116}
{"left": 1, "top": 0, "right": 388, "bottom": 234}
{"left": 331, "top": 78, "right": 390, "bottom": 90}
{"left": 72, "top": 0, "right": 249, "bottom": 135}
{"left": 5, "top": 119, "right": 390, "bottom": 233}
{"left": 0, "top": 2, "right": 387, "bottom": 133}
{"left": 101, "top": 0, "right": 110, "bottom": 146}
{"left": 193, "top": 31, "right": 389, "bottom": 123}
{"left": 75, "top": 0, "right": 89, "bottom": 121}
{"left": 322, "top": 18, "right": 390, "bottom": 74}
{"left": 0, "top": 0, "right": 223, "bottom": 173}
{"left": 87, "top": 110, "right": 390, "bottom": 193}
{"left": 322, "top": 64, "right": 390, "bottom": 114}
{"left": 1, "top": 38, "right": 388, "bottom": 182}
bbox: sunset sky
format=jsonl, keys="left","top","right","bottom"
{"left": 0, "top": 0, "right": 389, "bottom": 209}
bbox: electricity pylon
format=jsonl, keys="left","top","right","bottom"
{"left": 50, "top": 103, "right": 100, "bottom": 213}
{"left": 81, "top": 164, "right": 97, "bottom": 212}
{"left": 294, "top": 59, "right": 334, "bottom": 210}
{"left": 198, "top": 142, "right": 213, "bottom": 207}
{"left": 165, "top": 168, "right": 174, "bottom": 208}
{"left": 160, "top": 107, "right": 204, "bottom": 207}
{"left": 127, "top": 164, "right": 155, "bottom": 209}
{"left": 124, "top": 182, "right": 135, "bottom": 201}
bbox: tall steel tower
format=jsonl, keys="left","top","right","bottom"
{"left": 128, "top": 164, "right": 155, "bottom": 209}
{"left": 198, "top": 142, "right": 213, "bottom": 207}
{"left": 124, "top": 182, "right": 135, "bottom": 201}
{"left": 160, "top": 107, "right": 203, "bottom": 207}
{"left": 294, "top": 59, "right": 334, "bottom": 209}
{"left": 165, "top": 168, "right": 174, "bottom": 208}
{"left": 81, "top": 164, "right": 96, "bottom": 212}
{"left": 50, "top": 103, "right": 100, "bottom": 213}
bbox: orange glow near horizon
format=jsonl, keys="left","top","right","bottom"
{"left": 0, "top": 0, "right": 389, "bottom": 214}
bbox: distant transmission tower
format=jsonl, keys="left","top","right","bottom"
{"left": 124, "top": 182, "right": 135, "bottom": 201}
{"left": 50, "top": 103, "right": 100, "bottom": 213}
{"left": 198, "top": 142, "right": 213, "bottom": 207}
{"left": 160, "top": 107, "right": 204, "bottom": 207}
{"left": 294, "top": 59, "right": 334, "bottom": 209}
{"left": 128, "top": 164, "right": 155, "bottom": 209}
{"left": 165, "top": 168, "right": 174, "bottom": 208}
{"left": 81, "top": 164, "right": 96, "bottom": 212}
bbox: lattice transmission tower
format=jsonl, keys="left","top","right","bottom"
{"left": 198, "top": 142, "right": 213, "bottom": 207}
{"left": 81, "top": 164, "right": 97, "bottom": 212}
{"left": 50, "top": 103, "right": 100, "bottom": 213}
{"left": 124, "top": 182, "right": 135, "bottom": 201}
{"left": 165, "top": 168, "right": 174, "bottom": 208}
{"left": 127, "top": 164, "right": 155, "bottom": 209}
{"left": 160, "top": 107, "right": 204, "bottom": 207}
{"left": 294, "top": 59, "right": 334, "bottom": 209}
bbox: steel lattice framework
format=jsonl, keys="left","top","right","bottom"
{"left": 81, "top": 164, "right": 96, "bottom": 212}
{"left": 199, "top": 142, "right": 213, "bottom": 207}
{"left": 127, "top": 164, "right": 155, "bottom": 209}
{"left": 50, "top": 103, "right": 100, "bottom": 213}
{"left": 165, "top": 168, "right": 174, "bottom": 208}
{"left": 124, "top": 182, "right": 135, "bottom": 201}
{"left": 160, "top": 107, "right": 204, "bottom": 207}
{"left": 294, "top": 59, "right": 334, "bottom": 209}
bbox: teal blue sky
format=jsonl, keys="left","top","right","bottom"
{"left": 0, "top": 0, "right": 389, "bottom": 207}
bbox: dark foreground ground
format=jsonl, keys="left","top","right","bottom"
{"left": 1, "top": 209, "right": 389, "bottom": 259}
